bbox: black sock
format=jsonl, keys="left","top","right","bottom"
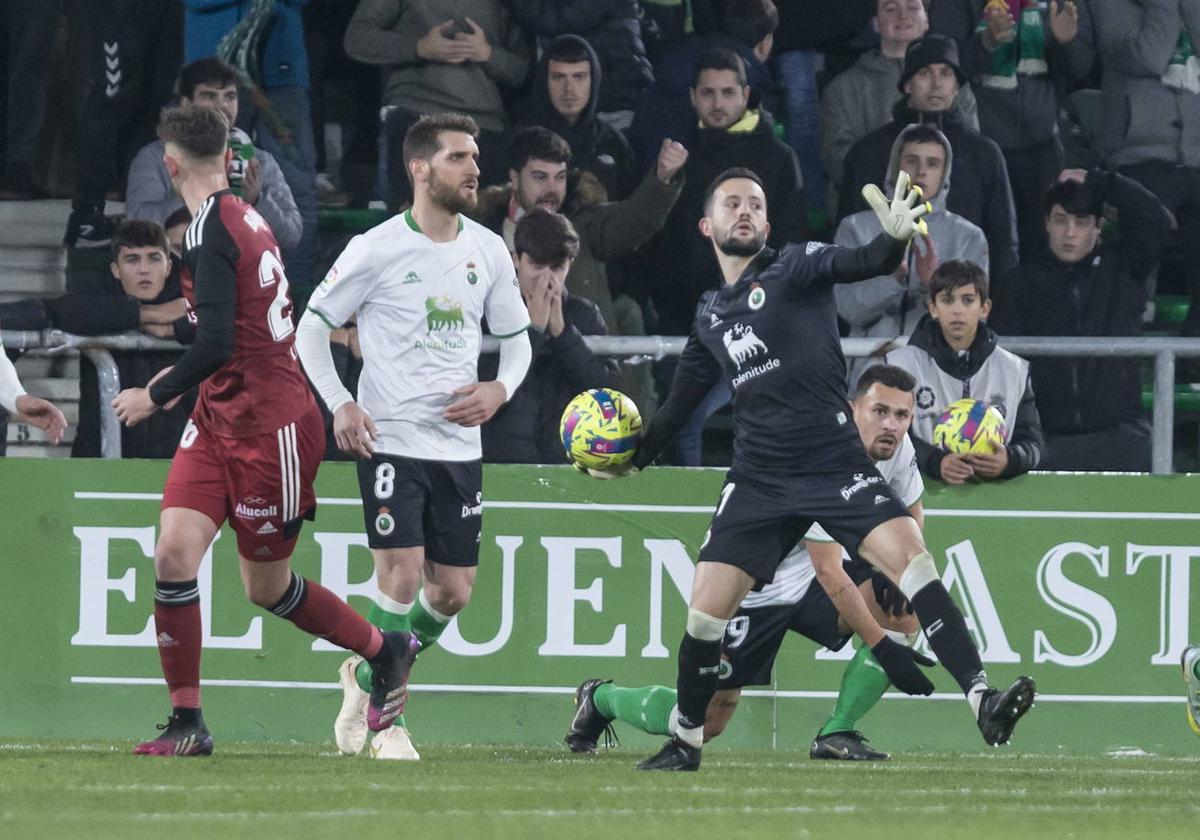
{"left": 171, "top": 707, "right": 203, "bottom": 725}
{"left": 910, "top": 582, "right": 986, "bottom": 693}
{"left": 675, "top": 632, "right": 722, "bottom": 732}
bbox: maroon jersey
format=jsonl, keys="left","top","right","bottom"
{"left": 153, "top": 190, "right": 314, "bottom": 438}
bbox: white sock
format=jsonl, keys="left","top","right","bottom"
{"left": 675, "top": 722, "right": 703, "bottom": 749}
{"left": 967, "top": 680, "right": 989, "bottom": 718}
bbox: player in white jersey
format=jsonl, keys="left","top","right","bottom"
{"left": 0, "top": 335, "right": 67, "bottom": 447}
{"left": 565, "top": 365, "right": 931, "bottom": 759}
{"left": 296, "top": 114, "right": 531, "bottom": 760}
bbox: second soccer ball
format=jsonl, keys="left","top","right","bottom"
{"left": 933, "top": 398, "right": 1008, "bottom": 455}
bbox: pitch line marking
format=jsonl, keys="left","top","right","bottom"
{"left": 74, "top": 491, "right": 1200, "bottom": 520}
{"left": 69, "top": 676, "right": 1179, "bottom": 703}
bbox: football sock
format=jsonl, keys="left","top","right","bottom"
{"left": 818, "top": 644, "right": 890, "bottom": 737}
{"left": 355, "top": 597, "right": 413, "bottom": 727}
{"left": 908, "top": 581, "right": 986, "bottom": 693}
{"left": 593, "top": 683, "right": 677, "bottom": 736}
{"left": 410, "top": 588, "right": 451, "bottom": 649}
{"left": 269, "top": 573, "right": 382, "bottom": 659}
{"left": 153, "top": 578, "right": 203, "bottom": 709}
{"left": 675, "top": 632, "right": 723, "bottom": 748}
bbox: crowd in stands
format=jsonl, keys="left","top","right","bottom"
{"left": 1, "top": 0, "right": 1197, "bottom": 474}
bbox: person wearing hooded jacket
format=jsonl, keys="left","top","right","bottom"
{"left": 884, "top": 259, "right": 1042, "bottom": 483}
{"left": 502, "top": 0, "right": 653, "bottom": 119}
{"left": 508, "top": 34, "right": 637, "bottom": 200}
{"left": 646, "top": 47, "right": 804, "bottom": 338}
{"left": 836, "top": 123, "right": 988, "bottom": 383}
{"left": 839, "top": 34, "right": 1019, "bottom": 279}
{"left": 821, "top": 0, "right": 980, "bottom": 204}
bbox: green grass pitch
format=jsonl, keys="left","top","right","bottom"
{"left": 2, "top": 741, "right": 1198, "bottom": 839}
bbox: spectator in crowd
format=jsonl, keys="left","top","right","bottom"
{"left": 1090, "top": 0, "right": 1200, "bottom": 380}
{"left": 475, "top": 126, "right": 684, "bottom": 336}
{"left": 931, "top": 0, "right": 1095, "bottom": 258}
{"left": 502, "top": 0, "right": 654, "bottom": 129}
{"left": 183, "top": 0, "right": 319, "bottom": 293}
{"left": 344, "top": 0, "right": 530, "bottom": 209}
{"left": 883, "top": 259, "right": 1042, "bottom": 483}
{"left": 839, "top": 33, "right": 1020, "bottom": 278}
{"left": 836, "top": 124, "right": 988, "bottom": 382}
{"left": 473, "top": 126, "right": 685, "bottom": 422}
{"left": 510, "top": 34, "right": 637, "bottom": 200}
{"left": 126, "top": 58, "right": 302, "bottom": 251}
{"left": 481, "top": 209, "right": 621, "bottom": 463}
{"left": 991, "top": 169, "right": 1174, "bottom": 472}
{"left": 822, "top": 0, "right": 980, "bottom": 208}
{"left": 62, "top": 0, "right": 183, "bottom": 247}
{"left": 628, "top": 0, "right": 778, "bottom": 173}
{"left": 0, "top": 222, "right": 195, "bottom": 457}
{"left": 772, "top": 0, "right": 876, "bottom": 213}
{"left": 649, "top": 48, "right": 804, "bottom": 339}
{"left": 0, "top": 0, "right": 59, "bottom": 199}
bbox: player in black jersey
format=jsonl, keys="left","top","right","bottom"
{"left": 606, "top": 167, "right": 1035, "bottom": 771}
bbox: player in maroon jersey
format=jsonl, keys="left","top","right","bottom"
{"left": 112, "top": 104, "right": 415, "bottom": 756}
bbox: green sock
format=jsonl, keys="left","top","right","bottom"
{"left": 593, "top": 683, "right": 677, "bottom": 736}
{"left": 818, "top": 645, "right": 891, "bottom": 737}
{"left": 409, "top": 592, "right": 450, "bottom": 649}
{"left": 355, "top": 600, "right": 412, "bottom": 727}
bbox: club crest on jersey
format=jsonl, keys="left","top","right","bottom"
{"left": 747, "top": 285, "right": 766, "bottom": 311}
{"left": 723, "top": 323, "right": 768, "bottom": 369}
{"left": 403, "top": 270, "right": 421, "bottom": 284}
{"left": 425, "top": 296, "right": 464, "bottom": 332}
{"left": 466, "top": 261, "right": 479, "bottom": 285}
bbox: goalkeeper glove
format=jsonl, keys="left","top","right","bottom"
{"left": 870, "top": 636, "right": 936, "bottom": 696}
{"left": 862, "top": 170, "right": 932, "bottom": 242}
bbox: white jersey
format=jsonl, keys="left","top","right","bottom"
{"left": 306, "top": 210, "right": 529, "bottom": 461}
{"left": 740, "top": 434, "right": 924, "bottom": 609}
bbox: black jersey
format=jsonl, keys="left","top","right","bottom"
{"left": 677, "top": 242, "right": 874, "bottom": 473}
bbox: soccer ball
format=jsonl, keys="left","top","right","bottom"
{"left": 560, "top": 388, "right": 642, "bottom": 470}
{"left": 932, "top": 398, "right": 1008, "bottom": 454}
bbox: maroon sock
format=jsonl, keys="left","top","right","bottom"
{"left": 269, "top": 572, "right": 382, "bottom": 658}
{"left": 153, "top": 579, "right": 203, "bottom": 708}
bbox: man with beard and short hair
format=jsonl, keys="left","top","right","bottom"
{"left": 565, "top": 364, "right": 928, "bottom": 763}
{"left": 585, "top": 166, "right": 1036, "bottom": 771}
{"left": 296, "top": 113, "right": 533, "bottom": 761}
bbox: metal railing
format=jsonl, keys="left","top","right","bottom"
{"left": 6, "top": 330, "right": 1200, "bottom": 473}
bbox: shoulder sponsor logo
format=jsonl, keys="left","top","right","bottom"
{"left": 320, "top": 265, "right": 340, "bottom": 290}
{"left": 403, "top": 270, "right": 421, "bottom": 284}
{"left": 243, "top": 207, "right": 268, "bottom": 233}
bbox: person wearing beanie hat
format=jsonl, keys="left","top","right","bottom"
{"left": 839, "top": 33, "right": 1020, "bottom": 281}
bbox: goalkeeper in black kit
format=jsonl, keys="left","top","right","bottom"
{"left": 588, "top": 167, "right": 1036, "bottom": 771}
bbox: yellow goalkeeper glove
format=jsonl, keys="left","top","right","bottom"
{"left": 862, "top": 170, "right": 932, "bottom": 242}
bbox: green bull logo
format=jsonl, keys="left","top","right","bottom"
{"left": 425, "top": 296, "right": 464, "bottom": 332}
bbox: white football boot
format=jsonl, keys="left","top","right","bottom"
{"left": 370, "top": 725, "right": 421, "bottom": 760}
{"left": 335, "top": 654, "right": 370, "bottom": 754}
